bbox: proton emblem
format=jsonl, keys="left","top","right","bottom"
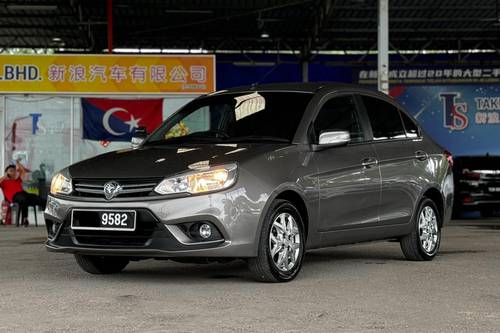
{"left": 103, "top": 181, "right": 122, "bottom": 200}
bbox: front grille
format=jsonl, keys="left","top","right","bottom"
{"left": 70, "top": 209, "right": 160, "bottom": 247}
{"left": 72, "top": 178, "right": 162, "bottom": 199}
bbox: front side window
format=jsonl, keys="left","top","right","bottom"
{"left": 361, "top": 95, "right": 406, "bottom": 140}
{"left": 313, "top": 95, "right": 365, "bottom": 143}
{"left": 146, "top": 92, "right": 313, "bottom": 144}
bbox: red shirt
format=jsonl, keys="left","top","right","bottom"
{"left": 0, "top": 177, "right": 23, "bottom": 202}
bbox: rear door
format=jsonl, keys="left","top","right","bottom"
{"left": 359, "top": 94, "right": 419, "bottom": 226}
{"left": 311, "top": 94, "right": 381, "bottom": 232}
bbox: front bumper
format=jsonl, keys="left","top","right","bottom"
{"left": 44, "top": 187, "right": 266, "bottom": 258}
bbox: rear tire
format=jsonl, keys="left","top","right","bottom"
{"left": 248, "top": 200, "right": 305, "bottom": 282}
{"left": 74, "top": 254, "right": 129, "bottom": 274}
{"left": 400, "top": 198, "right": 441, "bottom": 261}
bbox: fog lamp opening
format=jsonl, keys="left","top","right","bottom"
{"left": 199, "top": 223, "right": 212, "bottom": 239}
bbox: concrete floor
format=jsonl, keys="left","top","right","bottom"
{"left": 0, "top": 220, "right": 499, "bottom": 333}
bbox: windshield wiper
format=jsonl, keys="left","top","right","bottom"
{"left": 229, "top": 135, "right": 290, "bottom": 143}
{"left": 145, "top": 134, "right": 290, "bottom": 146}
{"left": 144, "top": 135, "right": 224, "bottom": 145}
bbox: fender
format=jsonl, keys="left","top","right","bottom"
{"left": 413, "top": 181, "right": 451, "bottom": 228}
{"left": 253, "top": 182, "right": 320, "bottom": 254}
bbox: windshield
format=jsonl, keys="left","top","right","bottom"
{"left": 145, "top": 91, "right": 313, "bottom": 144}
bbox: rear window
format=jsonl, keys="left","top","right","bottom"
{"left": 361, "top": 95, "right": 406, "bottom": 140}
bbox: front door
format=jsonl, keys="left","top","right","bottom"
{"left": 311, "top": 94, "right": 381, "bottom": 232}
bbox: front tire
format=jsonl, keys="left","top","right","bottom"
{"left": 400, "top": 198, "right": 441, "bottom": 261}
{"left": 74, "top": 254, "right": 129, "bottom": 274}
{"left": 248, "top": 200, "right": 305, "bottom": 282}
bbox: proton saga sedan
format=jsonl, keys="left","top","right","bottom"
{"left": 45, "top": 83, "right": 454, "bottom": 282}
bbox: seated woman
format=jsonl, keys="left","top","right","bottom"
{"left": 0, "top": 160, "right": 46, "bottom": 227}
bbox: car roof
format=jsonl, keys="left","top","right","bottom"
{"left": 218, "top": 82, "right": 381, "bottom": 95}
{"left": 208, "top": 82, "right": 405, "bottom": 111}
{"left": 202, "top": 82, "right": 404, "bottom": 113}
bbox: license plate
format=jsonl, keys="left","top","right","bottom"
{"left": 488, "top": 187, "right": 500, "bottom": 192}
{"left": 71, "top": 209, "right": 136, "bottom": 231}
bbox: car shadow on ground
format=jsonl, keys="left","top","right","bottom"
{"left": 106, "top": 240, "right": 490, "bottom": 283}
{"left": 111, "top": 246, "right": 407, "bottom": 283}
{"left": 118, "top": 259, "right": 254, "bottom": 282}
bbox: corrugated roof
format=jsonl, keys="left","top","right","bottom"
{"left": 0, "top": 0, "right": 498, "bottom": 53}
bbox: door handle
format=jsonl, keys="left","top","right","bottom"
{"left": 362, "top": 157, "right": 378, "bottom": 168}
{"left": 414, "top": 150, "right": 428, "bottom": 161}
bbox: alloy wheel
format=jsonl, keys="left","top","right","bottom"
{"left": 418, "top": 206, "right": 439, "bottom": 254}
{"left": 269, "top": 212, "right": 301, "bottom": 272}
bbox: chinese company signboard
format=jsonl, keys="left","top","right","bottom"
{"left": 0, "top": 54, "right": 215, "bottom": 94}
{"left": 358, "top": 67, "right": 500, "bottom": 85}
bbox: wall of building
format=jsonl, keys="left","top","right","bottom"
{"left": 1, "top": 94, "right": 197, "bottom": 189}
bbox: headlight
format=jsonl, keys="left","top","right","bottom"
{"left": 154, "top": 163, "right": 237, "bottom": 195}
{"left": 50, "top": 173, "right": 73, "bottom": 195}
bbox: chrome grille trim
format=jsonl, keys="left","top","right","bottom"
{"left": 75, "top": 182, "right": 157, "bottom": 189}
{"left": 74, "top": 183, "right": 102, "bottom": 188}
{"left": 75, "top": 187, "right": 156, "bottom": 194}
{"left": 72, "top": 179, "right": 161, "bottom": 198}
{"left": 73, "top": 188, "right": 102, "bottom": 194}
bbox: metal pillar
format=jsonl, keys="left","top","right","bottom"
{"left": 107, "top": 0, "right": 113, "bottom": 53}
{"left": 1, "top": 96, "right": 5, "bottom": 172}
{"left": 302, "top": 60, "right": 309, "bottom": 83}
{"left": 377, "top": 0, "right": 389, "bottom": 94}
{"left": 70, "top": 97, "right": 74, "bottom": 164}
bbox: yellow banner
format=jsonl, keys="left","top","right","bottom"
{"left": 0, "top": 54, "right": 215, "bottom": 94}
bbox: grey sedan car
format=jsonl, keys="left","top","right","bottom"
{"left": 45, "top": 83, "right": 454, "bottom": 282}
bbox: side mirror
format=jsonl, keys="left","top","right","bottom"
{"left": 313, "top": 130, "right": 350, "bottom": 151}
{"left": 131, "top": 126, "right": 148, "bottom": 149}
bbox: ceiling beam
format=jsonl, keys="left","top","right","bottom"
{"left": 330, "top": 5, "right": 496, "bottom": 10}
{"left": 132, "top": 0, "right": 314, "bottom": 36}
{"left": 326, "top": 17, "right": 497, "bottom": 22}
{"left": 325, "top": 27, "right": 500, "bottom": 33}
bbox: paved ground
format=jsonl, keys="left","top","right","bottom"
{"left": 0, "top": 220, "right": 499, "bottom": 333}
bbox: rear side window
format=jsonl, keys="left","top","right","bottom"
{"left": 314, "top": 95, "right": 365, "bottom": 143}
{"left": 361, "top": 95, "right": 406, "bottom": 140}
{"left": 400, "top": 111, "right": 419, "bottom": 138}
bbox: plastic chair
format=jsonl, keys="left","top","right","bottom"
{"left": 1, "top": 200, "right": 12, "bottom": 225}
{"left": 11, "top": 202, "right": 39, "bottom": 227}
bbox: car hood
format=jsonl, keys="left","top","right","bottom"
{"left": 68, "top": 143, "right": 286, "bottom": 179}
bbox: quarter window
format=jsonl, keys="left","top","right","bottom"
{"left": 400, "top": 111, "right": 419, "bottom": 138}
{"left": 313, "top": 95, "right": 365, "bottom": 143}
{"left": 361, "top": 95, "right": 406, "bottom": 140}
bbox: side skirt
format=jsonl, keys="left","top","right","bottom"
{"left": 312, "top": 222, "right": 412, "bottom": 249}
